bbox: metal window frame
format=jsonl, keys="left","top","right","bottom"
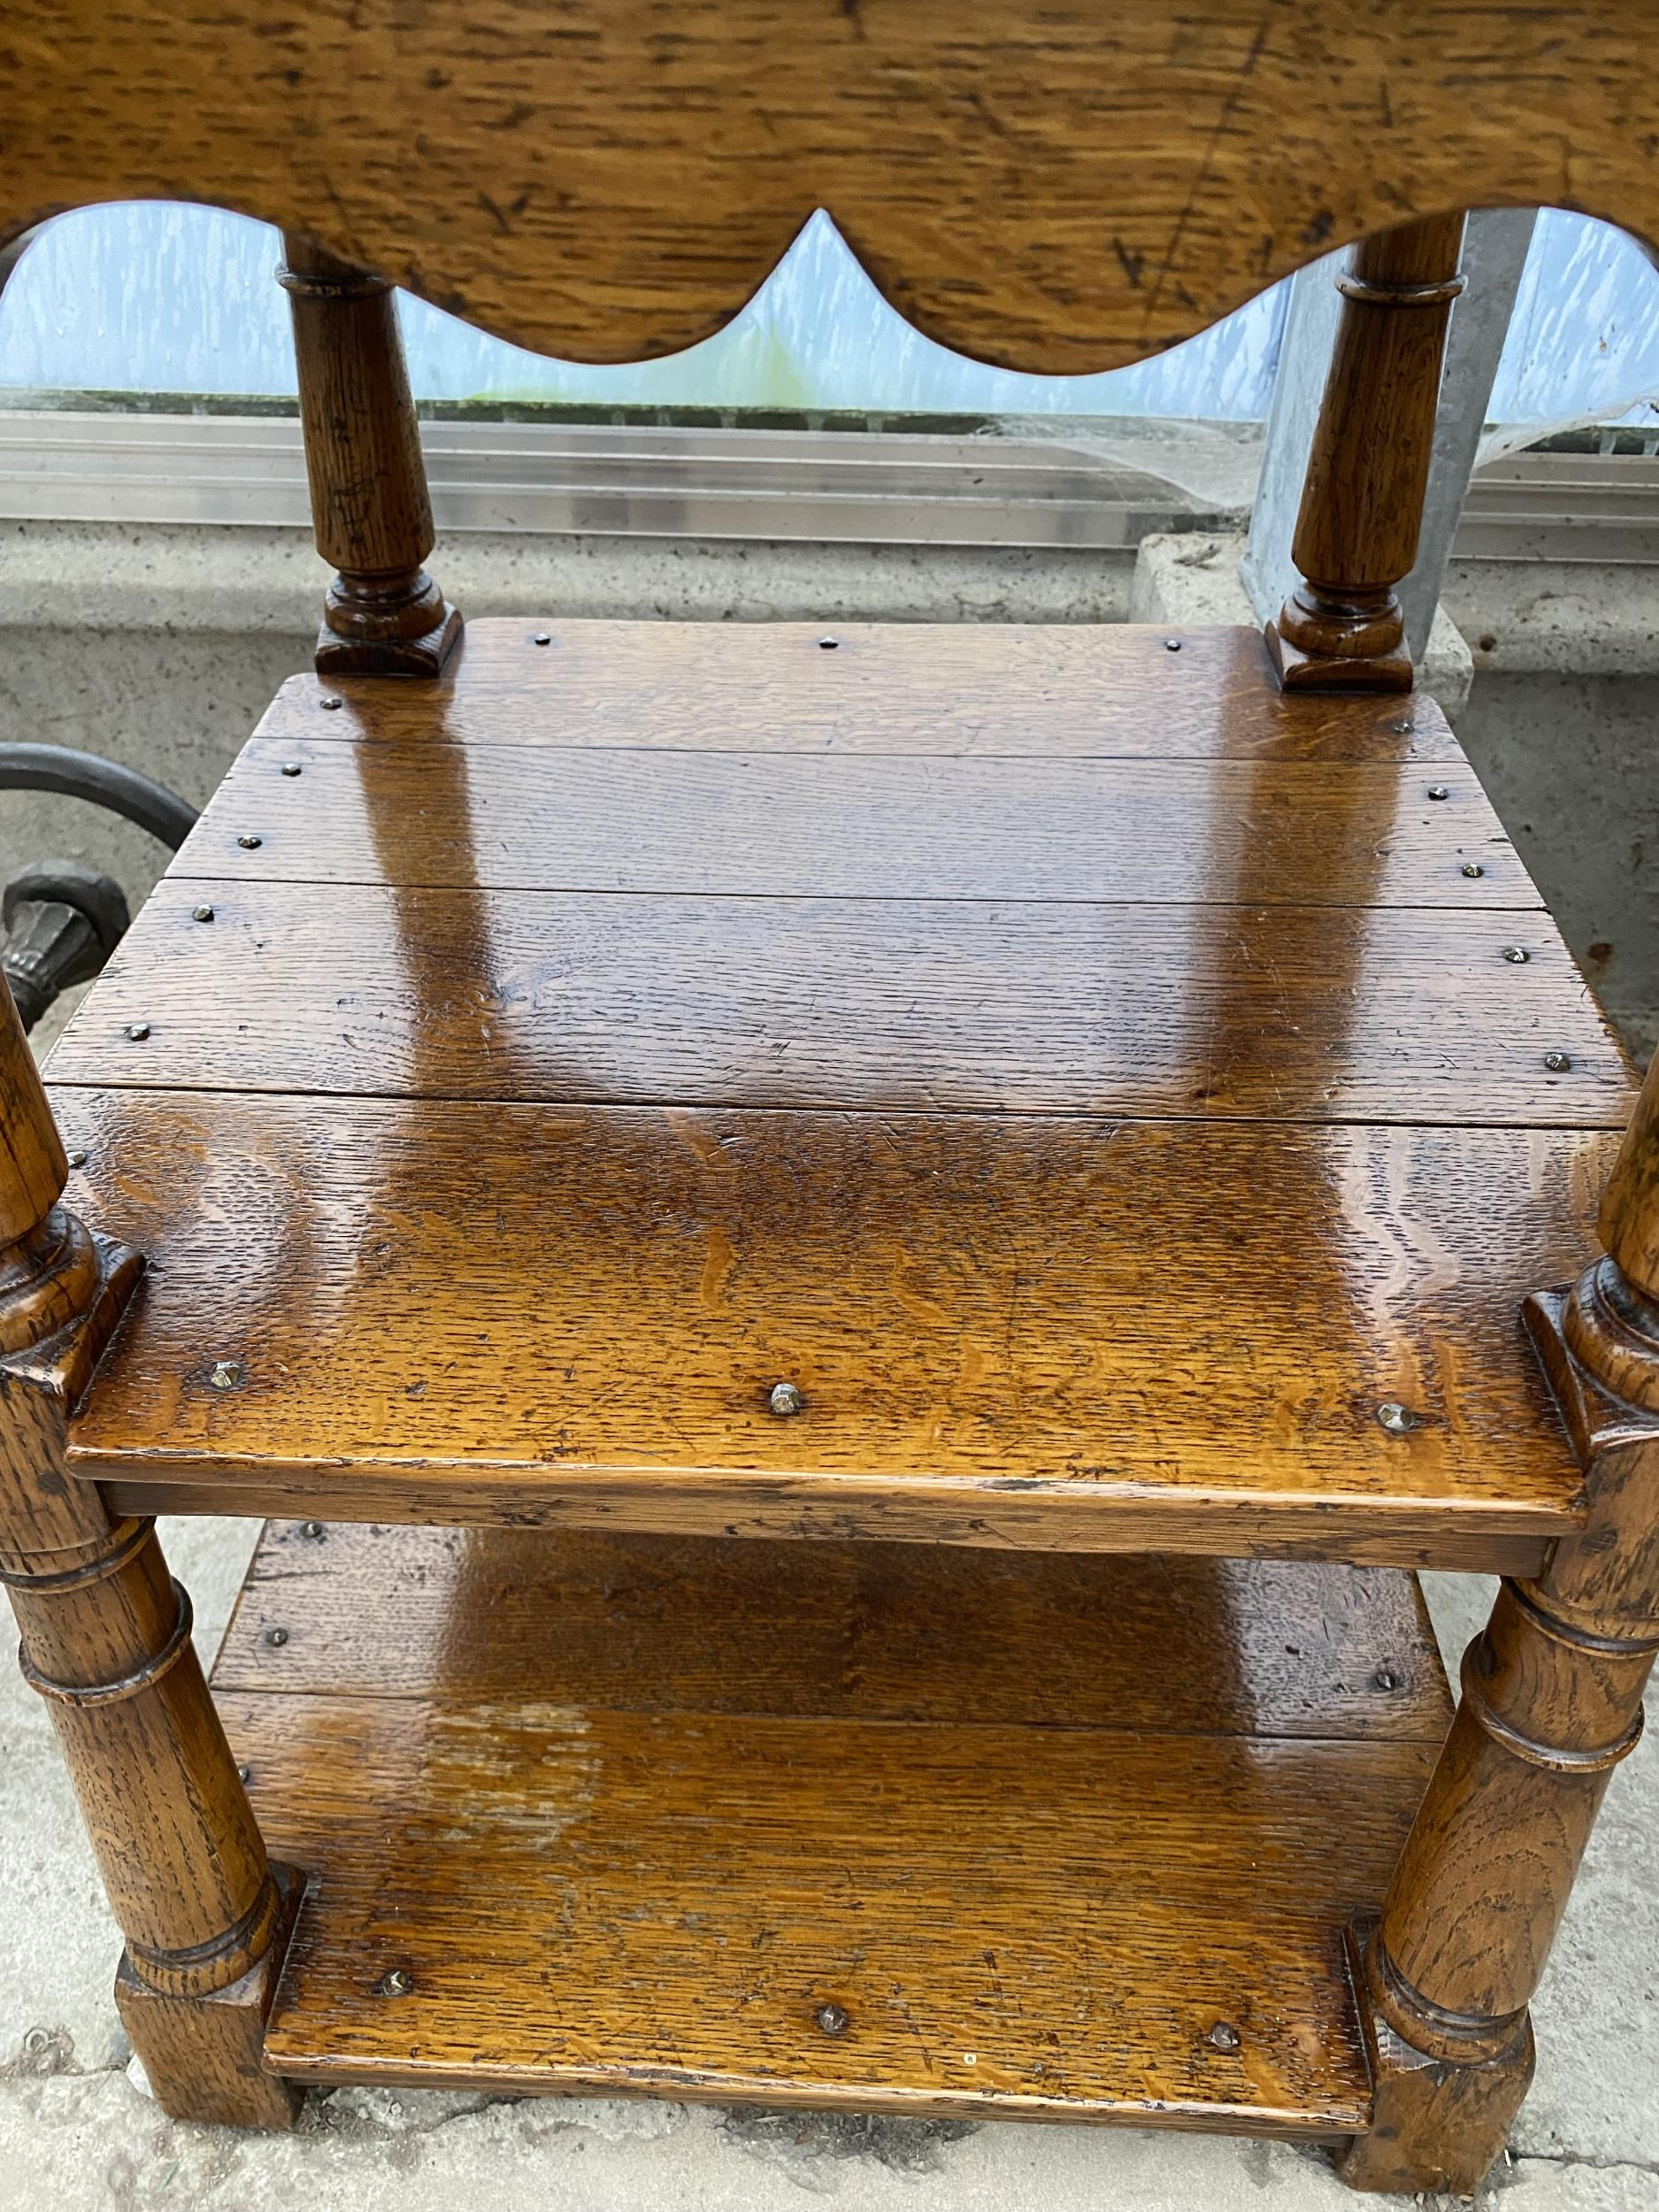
{"left": 0, "top": 406, "right": 1651, "bottom": 564}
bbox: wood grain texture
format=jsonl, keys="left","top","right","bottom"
{"left": 1599, "top": 1048, "right": 1659, "bottom": 1303}
{"left": 0, "top": 1244, "right": 296, "bottom": 2126}
{"left": 50, "top": 879, "right": 1628, "bottom": 1128}
{"left": 1271, "top": 215, "right": 1466, "bottom": 689}
{"left": 238, "top": 1690, "right": 1432, "bottom": 2127}
{"left": 254, "top": 622, "right": 1457, "bottom": 763}
{"left": 0, "top": 975, "right": 65, "bottom": 1248}
{"left": 214, "top": 1523, "right": 1448, "bottom": 2130}
{"left": 280, "top": 234, "right": 460, "bottom": 678}
{"left": 169, "top": 733, "right": 1529, "bottom": 907}
{"left": 213, "top": 1522, "right": 1454, "bottom": 1742}
{"left": 1340, "top": 1267, "right": 1659, "bottom": 2193}
{"left": 5, "top": 4, "right": 1658, "bottom": 373}
{"left": 55, "top": 1088, "right": 1602, "bottom": 1562}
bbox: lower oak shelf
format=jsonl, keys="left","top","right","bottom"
{"left": 212, "top": 1523, "right": 1454, "bottom": 2139}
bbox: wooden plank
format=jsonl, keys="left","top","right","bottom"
{"left": 236, "top": 1686, "right": 1432, "bottom": 2128}
{"left": 12, "top": 4, "right": 1659, "bottom": 373}
{"left": 217, "top": 1520, "right": 1447, "bottom": 2129}
{"left": 213, "top": 1522, "right": 1454, "bottom": 1742}
{"left": 173, "top": 732, "right": 1529, "bottom": 908}
{"left": 50, "top": 879, "right": 1629, "bottom": 1127}
{"left": 253, "top": 622, "right": 1458, "bottom": 764}
{"left": 58, "top": 1088, "right": 1599, "bottom": 1561}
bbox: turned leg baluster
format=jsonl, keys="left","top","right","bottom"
{"left": 1341, "top": 1047, "right": 1659, "bottom": 2193}
{"left": 0, "top": 979, "right": 300, "bottom": 2127}
{"left": 280, "top": 234, "right": 462, "bottom": 679}
{"left": 1266, "top": 212, "right": 1466, "bottom": 694}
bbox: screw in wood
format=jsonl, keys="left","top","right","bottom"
{"left": 236, "top": 1764, "right": 251, "bottom": 1783}
{"left": 1206, "top": 2021, "right": 1241, "bottom": 2052}
{"left": 1545, "top": 1051, "right": 1572, "bottom": 1073}
{"left": 1392, "top": 717, "right": 1416, "bottom": 734}
{"left": 319, "top": 695, "right": 344, "bottom": 710}
{"left": 126, "top": 1022, "right": 150, "bottom": 1041}
{"left": 378, "top": 1969, "right": 416, "bottom": 1998}
{"left": 769, "top": 1381, "right": 805, "bottom": 1417}
{"left": 1164, "top": 637, "right": 1182, "bottom": 651}
{"left": 818, "top": 635, "right": 841, "bottom": 649}
{"left": 1375, "top": 1402, "right": 1418, "bottom": 1436}
{"left": 301, "top": 1520, "right": 326, "bottom": 1540}
{"left": 208, "top": 1359, "right": 242, "bottom": 1390}
{"left": 281, "top": 762, "right": 303, "bottom": 778}
{"left": 1502, "top": 944, "right": 1530, "bottom": 964}
{"left": 192, "top": 904, "right": 214, "bottom": 923}
{"left": 531, "top": 633, "right": 552, "bottom": 646}
{"left": 814, "top": 2002, "right": 849, "bottom": 2035}
{"left": 264, "top": 1627, "right": 289, "bottom": 1648}
{"left": 1427, "top": 784, "right": 1450, "bottom": 801}
{"left": 1461, "top": 862, "right": 1484, "bottom": 878}
{"left": 65, "top": 1150, "right": 88, "bottom": 1169}
{"left": 238, "top": 833, "right": 263, "bottom": 849}
{"left": 1373, "top": 1668, "right": 1402, "bottom": 1692}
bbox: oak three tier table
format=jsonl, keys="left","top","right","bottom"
{"left": 4, "top": 5, "right": 1659, "bottom": 2194}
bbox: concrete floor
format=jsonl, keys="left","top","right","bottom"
{"left": 4, "top": 1540, "right": 1657, "bottom": 2211}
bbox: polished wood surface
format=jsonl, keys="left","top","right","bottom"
{"left": 0, "top": 982, "right": 67, "bottom": 1248}
{"left": 1599, "top": 1049, "right": 1659, "bottom": 1304}
{"left": 1338, "top": 1056, "right": 1659, "bottom": 2190}
{"left": 218, "top": 1521, "right": 1444, "bottom": 2130}
{"left": 280, "top": 235, "right": 460, "bottom": 679}
{"left": 0, "top": 995, "right": 296, "bottom": 2126}
{"left": 8, "top": 4, "right": 1659, "bottom": 373}
{"left": 49, "top": 881, "right": 1627, "bottom": 1127}
{"left": 254, "top": 623, "right": 1456, "bottom": 762}
{"left": 56, "top": 1088, "right": 1604, "bottom": 1562}
{"left": 1271, "top": 216, "right": 1466, "bottom": 691}
{"left": 49, "top": 618, "right": 1620, "bottom": 1563}
{"left": 214, "top": 1523, "right": 1455, "bottom": 1741}
{"left": 174, "top": 734, "right": 1532, "bottom": 906}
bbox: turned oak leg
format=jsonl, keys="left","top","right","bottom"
{"left": 279, "top": 233, "right": 462, "bottom": 679}
{"left": 1341, "top": 1050, "right": 1659, "bottom": 2193}
{"left": 0, "top": 981, "right": 300, "bottom": 2126}
{"left": 1266, "top": 212, "right": 1466, "bottom": 694}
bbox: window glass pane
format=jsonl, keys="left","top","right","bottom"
{"left": 0, "top": 201, "right": 1654, "bottom": 434}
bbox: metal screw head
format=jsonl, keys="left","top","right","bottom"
{"left": 1545, "top": 1050, "right": 1572, "bottom": 1073}
{"left": 1206, "top": 2021, "right": 1241, "bottom": 2053}
{"left": 192, "top": 903, "right": 215, "bottom": 923}
{"left": 126, "top": 1021, "right": 150, "bottom": 1041}
{"left": 281, "top": 761, "right": 303, "bottom": 778}
{"left": 65, "top": 1149, "right": 88, "bottom": 1170}
{"left": 1376, "top": 1402, "right": 1419, "bottom": 1436}
{"left": 1373, "top": 1667, "right": 1402, "bottom": 1692}
{"left": 531, "top": 632, "right": 552, "bottom": 646}
{"left": 300, "top": 1520, "right": 326, "bottom": 1540}
{"left": 238, "top": 833, "right": 263, "bottom": 850}
{"left": 23, "top": 2028, "right": 50, "bottom": 2056}
{"left": 1502, "top": 944, "right": 1530, "bottom": 964}
{"left": 208, "top": 1358, "right": 242, "bottom": 1390}
{"left": 818, "top": 635, "right": 840, "bottom": 650}
{"left": 1426, "top": 784, "right": 1450, "bottom": 802}
{"left": 378, "top": 1969, "right": 416, "bottom": 1998}
{"left": 264, "top": 1626, "right": 289, "bottom": 1648}
{"left": 769, "top": 1380, "right": 805, "bottom": 1417}
{"left": 1461, "top": 862, "right": 1484, "bottom": 879}
{"left": 1392, "top": 716, "right": 1416, "bottom": 735}
{"left": 319, "top": 695, "right": 344, "bottom": 710}
{"left": 814, "top": 2002, "right": 849, "bottom": 2036}
{"left": 236, "top": 1763, "right": 251, "bottom": 1783}
{"left": 1164, "top": 636, "right": 1182, "bottom": 652}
